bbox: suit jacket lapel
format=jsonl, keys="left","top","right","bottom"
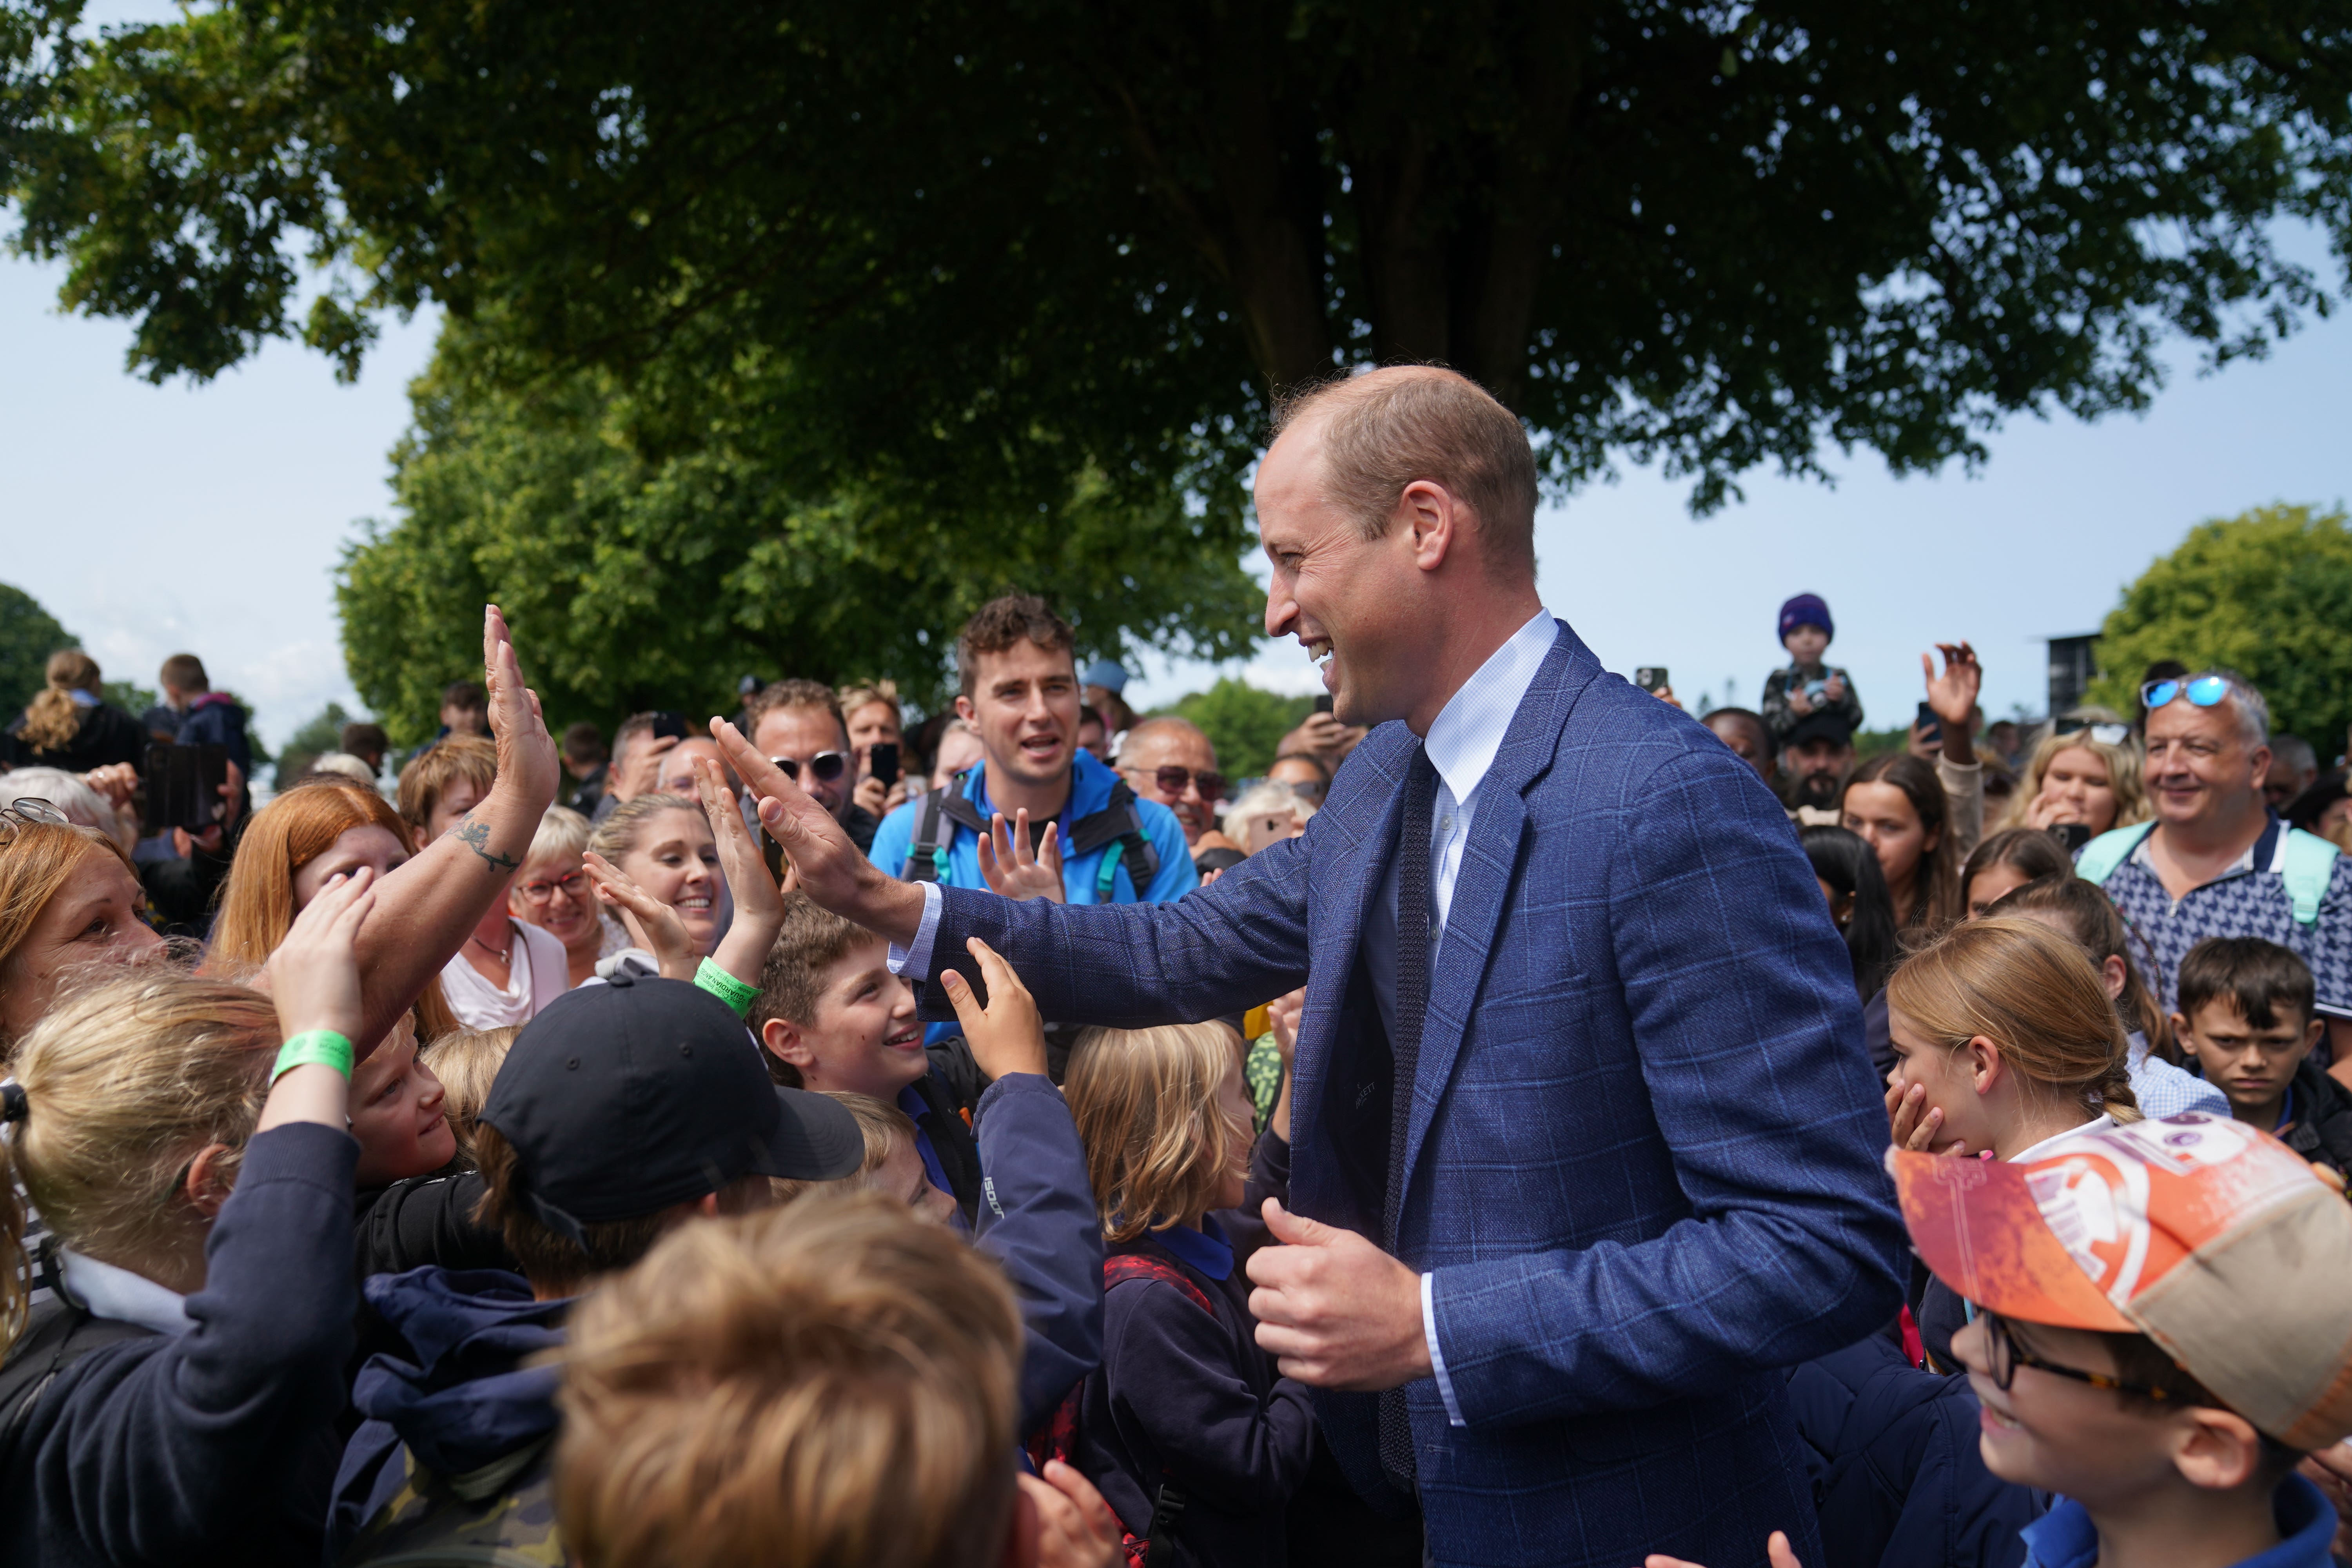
{"left": 1398, "top": 623, "right": 1590, "bottom": 1204}
{"left": 1289, "top": 730, "right": 1411, "bottom": 1203}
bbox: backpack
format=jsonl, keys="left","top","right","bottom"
{"left": 2076, "top": 822, "right": 2340, "bottom": 926}
{"left": 333, "top": 1435, "right": 564, "bottom": 1568}
{"left": 1027, "top": 1252, "right": 1208, "bottom": 1568}
{"left": 905, "top": 771, "right": 1161, "bottom": 901}
{"left": 0, "top": 1297, "right": 152, "bottom": 1469}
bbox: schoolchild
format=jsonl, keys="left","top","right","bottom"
{"left": 2173, "top": 937, "right": 2352, "bottom": 1178}
{"left": 1057, "top": 1020, "right": 1316, "bottom": 1568}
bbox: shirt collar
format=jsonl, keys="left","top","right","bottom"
{"left": 2128, "top": 812, "right": 2284, "bottom": 879}
{"left": 1420, "top": 610, "right": 1558, "bottom": 804}
{"left": 1153, "top": 1214, "right": 1233, "bottom": 1281}
{"left": 2009, "top": 1113, "right": 2116, "bottom": 1164}
{"left": 59, "top": 1248, "right": 192, "bottom": 1337}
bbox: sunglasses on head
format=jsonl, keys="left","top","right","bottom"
{"left": 2052, "top": 718, "right": 2132, "bottom": 746}
{"left": 770, "top": 750, "right": 850, "bottom": 784}
{"left": 2141, "top": 674, "right": 2230, "bottom": 713}
{"left": 1133, "top": 764, "right": 1225, "bottom": 800}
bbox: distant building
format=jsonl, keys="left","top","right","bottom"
{"left": 2046, "top": 633, "right": 2100, "bottom": 717}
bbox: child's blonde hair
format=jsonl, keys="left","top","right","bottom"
{"left": 555, "top": 1194, "right": 1021, "bottom": 1568}
{"left": 419, "top": 1025, "right": 520, "bottom": 1160}
{"left": 1, "top": 967, "right": 277, "bottom": 1354}
{"left": 1885, "top": 916, "right": 2141, "bottom": 1124}
{"left": 769, "top": 1091, "right": 912, "bottom": 1206}
{"left": 1066, "top": 1022, "right": 1251, "bottom": 1243}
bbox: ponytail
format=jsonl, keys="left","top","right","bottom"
{"left": 1886, "top": 916, "right": 2142, "bottom": 1125}
{"left": 1, "top": 1089, "right": 28, "bottom": 1357}
{"left": 16, "top": 651, "right": 101, "bottom": 754}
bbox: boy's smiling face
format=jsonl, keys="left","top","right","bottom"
{"left": 760, "top": 938, "right": 928, "bottom": 1100}
{"left": 2176, "top": 997, "right": 2321, "bottom": 1125}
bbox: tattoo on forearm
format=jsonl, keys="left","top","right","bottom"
{"left": 456, "top": 816, "right": 521, "bottom": 875}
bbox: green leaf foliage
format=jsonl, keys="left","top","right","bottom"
{"left": 0, "top": 580, "right": 73, "bottom": 724}
{"left": 11, "top": 1, "right": 2352, "bottom": 514}
{"left": 338, "top": 325, "right": 1264, "bottom": 746}
{"left": 272, "top": 700, "right": 353, "bottom": 783}
{"left": 1156, "top": 679, "right": 1318, "bottom": 782}
{"left": 2089, "top": 504, "right": 2352, "bottom": 752}
{"left": 101, "top": 679, "right": 159, "bottom": 720}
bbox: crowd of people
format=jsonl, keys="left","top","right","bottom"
{"left": 3, "top": 532, "right": 2352, "bottom": 1568}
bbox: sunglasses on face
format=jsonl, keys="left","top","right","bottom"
{"left": 1977, "top": 1309, "right": 2172, "bottom": 1399}
{"left": 2052, "top": 719, "right": 2132, "bottom": 746}
{"left": 1132, "top": 764, "right": 1224, "bottom": 800}
{"left": 2141, "top": 674, "right": 2230, "bottom": 713}
{"left": 769, "top": 751, "right": 849, "bottom": 784}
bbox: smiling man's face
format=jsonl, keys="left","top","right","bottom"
{"left": 956, "top": 638, "right": 1080, "bottom": 793}
{"left": 1256, "top": 415, "right": 1431, "bottom": 730}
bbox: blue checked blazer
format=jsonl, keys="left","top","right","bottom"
{"left": 922, "top": 624, "right": 1906, "bottom": 1568}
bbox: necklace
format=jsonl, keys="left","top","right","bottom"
{"left": 468, "top": 925, "right": 513, "bottom": 961}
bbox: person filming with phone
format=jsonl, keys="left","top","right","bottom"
{"left": 728, "top": 367, "right": 1902, "bottom": 1568}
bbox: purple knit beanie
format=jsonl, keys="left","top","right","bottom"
{"left": 1779, "top": 593, "right": 1833, "bottom": 644}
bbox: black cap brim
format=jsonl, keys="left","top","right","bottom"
{"left": 746, "top": 1085, "right": 867, "bottom": 1182}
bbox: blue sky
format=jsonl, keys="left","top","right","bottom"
{"left": 4, "top": 19, "right": 2348, "bottom": 752}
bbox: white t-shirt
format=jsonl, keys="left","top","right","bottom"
{"left": 439, "top": 918, "right": 573, "bottom": 1031}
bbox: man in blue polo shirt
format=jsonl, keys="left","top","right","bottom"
{"left": 2075, "top": 668, "right": 2352, "bottom": 1062}
{"left": 869, "top": 595, "right": 1194, "bottom": 1032}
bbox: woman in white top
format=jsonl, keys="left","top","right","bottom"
{"left": 398, "top": 736, "right": 571, "bottom": 1031}
{"left": 508, "top": 806, "right": 604, "bottom": 988}
{"left": 1880, "top": 916, "right": 2144, "bottom": 1370}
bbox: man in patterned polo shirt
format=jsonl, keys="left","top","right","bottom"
{"left": 2078, "top": 669, "right": 2352, "bottom": 1063}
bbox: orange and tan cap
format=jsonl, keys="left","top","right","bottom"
{"left": 1892, "top": 1113, "right": 2352, "bottom": 1449}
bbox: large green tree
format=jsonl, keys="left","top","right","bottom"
{"left": 10, "top": 0, "right": 2352, "bottom": 720}
{"left": 2090, "top": 503, "right": 2352, "bottom": 750}
{"left": 0, "top": 581, "right": 74, "bottom": 724}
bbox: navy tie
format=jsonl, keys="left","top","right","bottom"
{"left": 1377, "top": 743, "right": 1439, "bottom": 1490}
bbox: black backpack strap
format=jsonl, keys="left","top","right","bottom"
{"left": 0, "top": 1296, "right": 153, "bottom": 1464}
{"left": 1067, "top": 781, "right": 1160, "bottom": 898}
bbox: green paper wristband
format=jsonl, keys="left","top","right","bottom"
{"left": 695, "top": 958, "right": 760, "bottom": 1019}
{"left": 272, "top": 1030, "right": 355, "bottom": 1083}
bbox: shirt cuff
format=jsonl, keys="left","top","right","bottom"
{"left": 887, "top": 881, "right": 945, "bottom": 979}
{"left": 1422, "top": 1271, "right": 1466, "bottom": 1428}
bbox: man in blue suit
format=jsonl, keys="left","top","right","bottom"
{"left": 720, "top": 366, "right": 1906, "bottom": 1568}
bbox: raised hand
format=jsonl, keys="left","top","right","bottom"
{"left": 693, "top": 754, "right": 785, "bottom": 988}
{"left": 977, "top": 809, "right": 1064, "bottom": 903}
{"left": 710, "top": 716, "right": 927, "bottom": 945}
{"left": 483, "top": 604, "right": 561, "bottom": 814}
{"left": 938, "top": 936, "right": 1049, "bottom": 1081}
{"left": 583, "top": 849, "right": 700, "bottom": 981}
{"left": 1922, "top": 641, "right": 1982, "bottom": 766}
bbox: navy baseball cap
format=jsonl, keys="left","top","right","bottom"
{"left": 478, "top": 971, "right": 862, "bottom": 1244}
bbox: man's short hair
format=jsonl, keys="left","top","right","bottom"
{"left": 837, "top": 680, "right": 900, "bottom": 719}
{"left": 157, "top": 653, "right": 209, "bottom": 693}
{"left": 441, "top": 679, "right": 488, "bottom": 712}
{"left": 955, "top": 594, "right": 1075, "bottom": 697}
{"left": 555, "top": 1196, "right": 1023, "bottom": 1568}
{"left": 2177, "top": 937, "right": 2316, "bottom": 1032}
{"left": 1121, "top": 713, "right": 1211, "bottom": 760}
{"left": 1270, "top": 366, "right": 1539, "bottom": 581}
{"left": 2157, "top": 668, "right": 2270, "bottom": 749}
{"left": 396, "top": 734, "right": 498, "bottom": 832}
{"left": 2270, "top": 733, "right": 2317, "bottom": 776}
{"left": 743, "top": 679, "right": 848, "bottom": 744}
{"left": 561, "top": 721, "right": 608, "bottom": 766}
{"left": 750, "top": 894, "right": 886, "bottom": 1085}
{"left": 339, "top": 720, "right": 388, "bottom": 756}
{"left": 1704, "top": 706, "right": 1774, "bottom": 751}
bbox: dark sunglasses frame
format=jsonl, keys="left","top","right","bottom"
{"left": 1131, "top": 763, "right": 1225, "bottom": 799}
{"left": 770, "top": 750, "right": 850, "bottom": 784}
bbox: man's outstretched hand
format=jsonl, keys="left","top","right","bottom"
{"left": 710, "top": 716, "right": 926, "bottom": 945}
{"left": 1246, "top": 1199, "right": 1431, "bottom": 1390}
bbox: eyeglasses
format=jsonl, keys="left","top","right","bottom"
{"left": 769, "top": 751, "right": 849, "bottom": 784}
{"left": 517, "top": 869, "right": 587, "bottom": 904}
{"left": 2141, "top": 674, "right": 2230, "bottom": 713}
{"left": 1979, "top": 1310, "right": 2171, "bottom": 1399}
{"left": 0, "top": 797, "right": 70, "bottom": 847}
{"left": 1130, "top": 764, "right": 1225, "bottom": 800}
{"left": 2053, "top": 719, "right": 2132, "bottom": 746}
{"left": 1281, "top": 778, "right": 1327, "bottom": 801}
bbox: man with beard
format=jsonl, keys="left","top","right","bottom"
{"left": 1780, "top": 710, "right": 1856, "bottom": 825}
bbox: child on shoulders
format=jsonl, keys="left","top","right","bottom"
{"left": 1762, "top": 592, "right": 1864, "bottom": 744}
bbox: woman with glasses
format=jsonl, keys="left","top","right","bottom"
{"left": 508, "top": 805, "right": 609, "bottom": 987}
{"left": 1994, "top": 712, "right": 2150, "bottom": 841}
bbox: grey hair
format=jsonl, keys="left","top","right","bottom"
{"left": 2269, "top": 733, "right": 2316, "bottom": 775}
{"left": 527, "top": 803, "right": 592, "bottom": 866}
{"left": 2205, "top": 669, "right": 2271, "bottom": 748}
{"left": 0, "top": 768, "right": 132, "bottom": 854}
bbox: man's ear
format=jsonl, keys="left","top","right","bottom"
{"left": 955, "top": 695, "right": 978, "bottom": 725}
{"left": 1396, "top": 479, "right": 1457, "bottom": 572}
{"left": 182, "top": 1143, "right": 237, "bottom": 1221}
{"left": 760, "top": 1016, "right": 813, "bottom": 1070}
{"left": 997, "top": 1477, "right": 1040, "bottom": 1568}
{"left": 2171, "top": 1405, "right": 2268, "bottom": 1492}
